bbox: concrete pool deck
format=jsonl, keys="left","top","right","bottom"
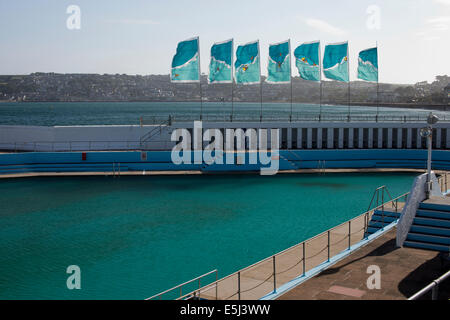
{"left": 425, "top": 195, "right": 450, "bottom": 206}
{"left": 277, "top": 227, "right": 450, "bottom": 300}
{"left": 0, "top": 168, "right": 431, "bottom": 179}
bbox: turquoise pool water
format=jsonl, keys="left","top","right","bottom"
{"left": 0, "top": 101, "right": 446, "bottom": 126}
{"left": 0, "top": 172, "right": 416, "bottom": 299}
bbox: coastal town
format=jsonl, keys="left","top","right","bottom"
{"left": 0, "top": 73, "right": 448, "bottom": 106}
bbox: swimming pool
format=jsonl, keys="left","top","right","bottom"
{"left": 0, "top": 172, "right": 416, "bottom": 299}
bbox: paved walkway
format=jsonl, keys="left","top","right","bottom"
{"left": 278, "top": 228, "right": 450, "bottom": 300}
{"left": 0, "top": 168, "right": 428, "bottom": 179}
{"left": 426, "top": 195, "right": 450, "bottom": 205}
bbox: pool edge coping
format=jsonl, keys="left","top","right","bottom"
{"left": 0, "top": 168, "right": 429, "bottom": 179}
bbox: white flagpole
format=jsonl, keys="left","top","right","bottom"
{"left": 376, "top": 41, "right": 379, "bottom": 122}
{"left": 319, "top": 41, "right": 323, "bottom": 122}
{"left": 231, "top": 39, "right": 234, "bottom": 122}
{"left": 259, "top": 40, "right": 263, "bottom": 122}
{"left": 289, "top": 39, "right": 293, "bottom": 122}
{"left": 347, "top": 41, "right": 351, "bottom": 122}
{"left": 197, "top": 37, "right": 203, "bottom": 120}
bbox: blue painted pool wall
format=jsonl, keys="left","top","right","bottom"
{"left": 0, "top": 149, "right": 449, "bottom": 174}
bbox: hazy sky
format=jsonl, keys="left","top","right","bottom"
{"left": 0, "top": 0, "right": 449, "bottom": 84}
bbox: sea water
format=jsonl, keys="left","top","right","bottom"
{"left": 0, "top": 101, "right": 446, "bottom": 126}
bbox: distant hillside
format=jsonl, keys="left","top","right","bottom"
{"left": 0, "top": 73, "right": 448, "bottom": 105}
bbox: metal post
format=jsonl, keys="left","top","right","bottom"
{"left": 432, "top": 283, "right": 439, "bottom": 300}
{"left": 216, "top": 272, "right": 218, "bottom": 300}
{"left": 319, "top": 41, "right": 323, "bottom": 122}
{"left": 198, "top": 278, "right": 201, "bottom": 300}
{"left": 238, "top": 272, "right": 241, "bottom": 300}
{"left": 260, "top": 80, "right": 263, "bottom": 122}
{"left": 365, "top": 212, "right": 369, "bottom": 239}
{"left": 347, "top": 43, "right": 351, "bottom": 122}
{"left": 231, "top": 39, "right": 235, "bottom": 122}
{"left": 259, "top": 41, "right": 263, "bottom": 122}
{"left": 376, "top": 41, "right": 379, "bottom": 121}
{"left": 319, "top": 82, "right": 323, "bottom": 122}
{"left": 376, "top": 188, "right": 379, "bottom": 208}
{"left": 327, "top": 230, "right": 330, "bottom": 262}
{"left": 446, "top": 173, "right": 448, "bottom": 192}
{"left": 231, "top": 81, "right": 234, "bottom": 122}
{"left": 273, "top": 256, "right": 276, "bottom": 293}
{"left": 348, "top": 220, "right": 351, "bottom": 250}
{"left": 427, "top": 132, "right": 432, "bottom": 196}
{"left": 289, "top": 39, "right": 293, "bottom": 122}
{"left": 198, "top": 37, "right": 203, "bottom": 121}
{"left": 302, "top": 242, "right": 306, "bottom": 276}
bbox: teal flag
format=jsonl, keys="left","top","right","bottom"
{"left": 235, "top": 41, "right": 260, "bottom": 84}
{"left": 357, "top": 47, "right": 378, "bottom": 82}
{"left": 171, "top": 37, "right": 200, "bottom": 83}
{"left": 267, "top": 40, "right": 291, "bottom": 83}
{"left": 294, "top": 40, "right": 320, "bottom": 81}
{"left": 208, "top": 39, "right": 233, "bottom": 84}
{"left": 323, "top": 41, "right": 349, "bottom": 82}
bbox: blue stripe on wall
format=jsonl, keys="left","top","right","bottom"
{"left": 0, "top": 150, "right": 449, "bottom": 174}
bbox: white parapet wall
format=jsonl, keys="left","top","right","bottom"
{"left": 396, "top": 171, "right": 444, "bottom": 247}
{"left": 396, "top": 173, "right": 427, "bottom": 247}
{"left": 0, "top": 125, "right": 174, "bottom": 151}
{"left": 0, "top": 121, "right": 449, "bottom": 151}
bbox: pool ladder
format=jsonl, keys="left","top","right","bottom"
{"left": 112, "top": 162, "right": 121, "bottom": 177}
{"left": 318, "top": 160, "right": 326, "bottom": 174}
{"left": 281, "top": 150, "right": 301, "bottom": 170}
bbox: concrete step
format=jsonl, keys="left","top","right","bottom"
{"left": 410, "top": 225, "right": 450, "bottom": 237}
{"left": 370, "top": 215, "right": 398, "bottom": 224}
{"left": 413, "top": 217, "right": 450, "bottom": 228}
{"left": 366, "top": 226, "right": 380, "bottom": 235}
{"left": 368, "top": 220, "right": 393, "bottom": 229}
{"left": 416, "top": 209, "right": 450, "bottom": 220}
{"left": 419, "top": 202, "right": 450, "bottom": 213}
{"left": 403, "top": 240, "right": 450, "bottom": 253}
{"left": 406, "top": 233, "right": 450, "bottom": 245}
{"left": 373, "top": 210, "right": 401, "bottom": 218}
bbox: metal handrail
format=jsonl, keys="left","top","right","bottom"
{"left": 367, "top": 185, "right": 394, "bottom": 212}
{"left": 437, "top": 172, "right": 449, "bottom": 193}
{"left": 145, "top": 269, "right": 218, "bottom": 300}
{"left": 408, "top": 269, "right": 450, "bottom": 300}
{"left": 140, "top": 120, "right": 170, "bottom": 143}
{"left": 156, "top": 190, "right": 410, "bottom": 300}
{"left": 139, "top": 113, "right": 449, "bottom": 124}
{"left": 0, "top": 140, "right": 172, "bottom": 153}
{"left": 279, "top": 153, "right": 299, "bottom": 170}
